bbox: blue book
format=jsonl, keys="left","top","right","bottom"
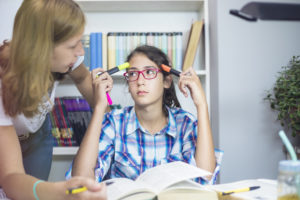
{"left": 96, "top": 32, "right": 103, "bottom": 68}
{"left": 90, "top": 33, "right": 97, "bottom": 71}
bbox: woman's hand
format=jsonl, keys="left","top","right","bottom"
{"left": 55, "top": 176, "right": 107, "bottom": 200}
{"left": 178, "top": 67, "right": 207, "bottom": 109}
{"left": 91, "top": 68, "right": 113, "bottom": 110}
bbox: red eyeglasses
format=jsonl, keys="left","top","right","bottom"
{"left": 123, "top": 67, "right": 161, "bottom": 82}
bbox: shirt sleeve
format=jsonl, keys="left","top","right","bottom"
{"left": 65, "top": 112, "right": 115, "bottom": 182}
{"left": 94, "top": 112, "right": 116, "bottom": 182}
{"left": 182, "top": 119, "right": 222, "bottom": 185}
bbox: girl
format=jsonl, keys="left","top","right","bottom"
{"left": 70, "top": 45, "right": 217, "bottom": 184}
{"left": 0, "top": 0, "right": 106, "bottom": 199}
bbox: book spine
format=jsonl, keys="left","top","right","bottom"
{"left": 167, "top": 32, "right": 173, "bottom": 66}
{"left": 102, "top": 33, "right": 107, "bottom": 70}
{"left": 96, "top": 32, "right": 103, "bottom": 69}
{"left": 107, "top": 32, "right": 116, "bottom": 69}
{"left": 175, "top": 32, "right": 183, "bottom": 70}
{"left": 90, "top": 33, "right": 97, "bottom": 71}
{"left": 172, "top": 32, "right": 176, "bottom": 69}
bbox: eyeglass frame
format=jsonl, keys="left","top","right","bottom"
{"left": 123, "top": 67, "right": 161, "bottom": 82}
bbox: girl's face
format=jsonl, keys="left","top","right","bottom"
{"left": 51, "top": 31, "right": 84, "bottom": 73}
{"left": 128, "top": 53, "right": 171, "bottom": 108}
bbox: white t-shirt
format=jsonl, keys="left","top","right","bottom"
{"left": 0, "top": 56, "right": 84, "bottom": 136}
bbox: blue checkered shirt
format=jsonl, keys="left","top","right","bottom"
{"left": 66, "top": 106, "right": 220, "bottom": 184}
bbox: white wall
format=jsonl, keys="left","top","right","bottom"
{"left": 210, "top": 0, "right": 300, "bottom": 183}
{"left": 0, "top": 0, "right": 22, "bottom": 41}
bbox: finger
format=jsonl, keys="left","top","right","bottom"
{"left": 92, "top": 68, "right": 106, "bottom": 80}
{"left": 178, "top": 79, "right": 189, "bottom": 97}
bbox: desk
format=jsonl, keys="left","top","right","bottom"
{"left": 0, "top": 179, "right": 277, "bottom": 200}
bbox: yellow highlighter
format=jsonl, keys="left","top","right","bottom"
{"left": 66, "top": 186, "right": 87, "bottom": 195}
{"left": 221, "top": 186, "right": 260, "bottom": 196}
{"left": 96, "top": 62, "right": 130, "bottom": 77}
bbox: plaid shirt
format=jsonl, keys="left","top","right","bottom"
{"left": 66, "top": 106, "right": 220, "bottom": 184}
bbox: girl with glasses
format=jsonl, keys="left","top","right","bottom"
{"left": 70, "top": 45, "right": 217, "bottom": 184}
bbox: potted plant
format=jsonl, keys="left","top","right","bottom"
{"left": 265, "top": 56, "right": 300, "bottom": 137}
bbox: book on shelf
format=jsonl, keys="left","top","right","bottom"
{"left": 211, "top": 179, "right": 277, "bottom": 200}
{"left": 104, "top": 161, "right": 218, "bottom": 200}
{"left": 90, "top": 32, "right": 103, "bottom": 71}
{"left": 86, "top": 32, "right": 183, "bottom": 70}
{"left": 182, "top": 20, "right": 204, "bottom": 71}
{"left": 49, "top": 97, "right": 92, "bottom": 147}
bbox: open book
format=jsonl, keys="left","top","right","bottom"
{"left": 103, "top": 161, "right": 218, "bottom": 200}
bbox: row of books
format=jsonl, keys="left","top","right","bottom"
{"left": 82, "top": 32, "right": 183, "bottom": 71}
{"left": 49, "top": 97, "right": 92, "bottom": 147}
{"left": 49, "top": 97, "right": 123, "bottom": 147}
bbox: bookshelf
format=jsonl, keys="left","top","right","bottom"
{"left": 52, "top": 0, "right": 210, "bottom": 158}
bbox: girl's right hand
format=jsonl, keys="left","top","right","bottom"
{"left": 56, "top": 176, "right": 107, "bottom": 200}
{"left": 91, "top": 68, "right": 113, "bottom": 109}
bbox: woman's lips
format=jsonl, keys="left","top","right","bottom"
{"left": 137, "top": 91, "right": 148, "bottom": 95}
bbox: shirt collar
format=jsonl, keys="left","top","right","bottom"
{"left": 125, "top": 106, "right": 177, "bottom": 138}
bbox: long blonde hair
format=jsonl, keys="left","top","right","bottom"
{"left": 1, "top": 0, "right": 85, "bottom": 117}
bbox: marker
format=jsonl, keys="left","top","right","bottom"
{"left": 221, "top": 186, "right": 260, "bottom": 196}
{"left": 161, "top": 64, "right": 181, "bottom": 77}
{"left": 96, "top": 62, "right": 130, "bottom": 77}
{"left": 96, "top": 62, "right": 130, "bottom": 105}
{"left": 66, "top": 186, "right": 87, "bottom": 195}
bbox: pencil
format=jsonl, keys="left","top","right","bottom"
{"left": 221, "top": 186, "right": 260, "bottom": 196}
{"left": 66, "top": 186, "right": 87, "bottom": 195}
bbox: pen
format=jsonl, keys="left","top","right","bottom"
{"left": 221, "top": 186, "right": 260, "bottom": 196}
{"left": 96, "top": 62, "right": 130, "bottom": 105}
{"left": 66, "top": 186, "right": 87, "bottom": 195}
{"left": 161, "top": 64, "right": 181, "bottom": 77}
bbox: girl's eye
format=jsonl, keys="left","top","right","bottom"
{"left": 146, "top": 69, "right": 155, "bottom": 75}
{"left": 128, "top": 71, "right": 137, "bottom": 77}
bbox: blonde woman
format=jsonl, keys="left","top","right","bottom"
{"left": 0, "top": 0, "right": 106, "bottom": 199}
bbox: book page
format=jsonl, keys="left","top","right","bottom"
{"left": 211, "top": 179, "right": 277, "bottom": 200}
{"left": 135, "top": 161, "right": 211, "bottom": 193}
{"left": 104, "top": 178, "right": 155, "bottom": 200}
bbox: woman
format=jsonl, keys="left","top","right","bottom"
{"left": 69, "top": 45, "right": 217, "bottom": 184}
{"left": 0, "top": 0, "right": 106, "bottom": 199}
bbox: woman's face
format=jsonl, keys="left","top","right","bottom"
{"left": 51, "top": 31, "right": 84, "bottom": 73}
{"left": 128, "top": 53, "right": 170, "bottom": 108}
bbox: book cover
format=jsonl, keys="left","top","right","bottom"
{"left": 182, "top": 20, "right": 204, "bottom": 71}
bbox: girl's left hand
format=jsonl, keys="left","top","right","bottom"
{"left": 178, "top": 67, "right": 207, "bottom": 108}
